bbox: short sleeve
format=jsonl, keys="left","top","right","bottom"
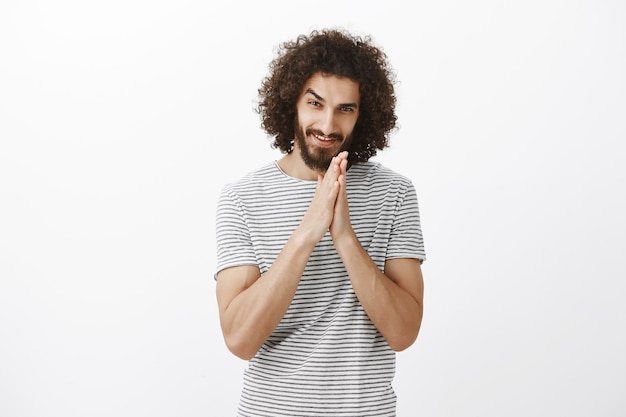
{"left": 214, "top": 186, "right": 258, "bottom": 279}
{"left": 385, "top": 181, "right": 426, "bottom": 263}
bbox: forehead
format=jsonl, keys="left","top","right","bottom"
{"left": 301, "top": 72, "right": 360, "bottom": 104}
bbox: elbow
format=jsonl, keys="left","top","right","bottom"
{"left": 388, "top": 301, "right": 424, "bottom": 351}
{"left": 388, "top": 334, "right": 417, "bottom": 352}
{"left": 219, "top": 313, "right": 263, "bottom": 360}
{"left": 387, "top": 324, "right": 421, "bottom": 352}
{"left": 223, "top": 333, "right": 259, "bottom": 361}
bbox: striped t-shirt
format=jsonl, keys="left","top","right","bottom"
{"left": 215, "top": 160, "right": 426, "bottom": 417}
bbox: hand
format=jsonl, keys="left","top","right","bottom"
{"left": 298, "top": 153, "right": 345, "bottom": 243}
{"left": 329, "top": 151, "right": 353, "bottom": 240}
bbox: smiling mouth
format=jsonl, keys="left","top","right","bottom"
{"left": 314, "top": 134, "right": 335, "bottom": 142}
{"left": 312, "top": 134, "right": 339, "bottom": 148}
{"left": 308, "top": 129, "right": 342, "bottom": 147}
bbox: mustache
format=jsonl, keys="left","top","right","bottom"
{"left": 305, "top": 128, "right": 343, "bottom": 142}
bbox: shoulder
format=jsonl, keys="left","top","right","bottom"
{"left": 220, "top": 162, "right": 279, "bottom": 195}
{"left": 348, "top": 161, "right": 414, "bottom": 188}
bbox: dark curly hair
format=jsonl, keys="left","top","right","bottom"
{"left": 256, "top": 28, "right": 398, "bottom": 164}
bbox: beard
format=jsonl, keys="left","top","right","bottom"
{"left": 294, "top": 121, "right": 352, "bottom": 172}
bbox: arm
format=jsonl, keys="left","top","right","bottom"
{"left": 215, "top": 232, "right": 317, "bottom": 360}
{"left": 216, "top": 155, "right": 345, "bottom": 360}
{"left": 330, "top": 156, "right": 424, "bottom": 351}
{"left": 333, "top": 237, "right": 424, "bottom": 351}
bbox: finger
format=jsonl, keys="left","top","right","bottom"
{"left": 339, "top": 157, "right": 348, "bottom": 175}
{"left": 316, "top": 173, "right": 324, "bottom": 190}
{"left": 337, "top": 173, "right": 346, "bottom": 192}
{"left": 323, "top": 156, "right": 340, "bottom": 182}
{"left": 318, "top": 171, "right": 339, "bottom": 199}
{"left": 337, "top": 150, "right": 349, "bottom": 161}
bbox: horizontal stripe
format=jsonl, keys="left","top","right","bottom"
{"left": 215, "top": 160, "right": 425, "bottom": 416}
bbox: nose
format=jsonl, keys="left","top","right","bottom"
{"left": 319, "top": 108, "right": 337, "bottom": 136}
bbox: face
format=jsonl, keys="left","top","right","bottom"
{"left": 294, "top": 72, "right": 360, "bottom": 172}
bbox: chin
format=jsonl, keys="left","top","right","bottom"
{"left": 300, "top": 146, "right": 335, "bottom": 172}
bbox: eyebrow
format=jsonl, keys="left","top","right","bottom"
{"left": 305, "top": 88, "right": 358, "bottom": 109}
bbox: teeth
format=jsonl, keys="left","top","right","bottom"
{"left": 316, "top": 135, "right": 332, "bottom": 141}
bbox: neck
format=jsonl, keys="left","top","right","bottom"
{"left": 277, "top": 152, "right": 320, "bottom": 181}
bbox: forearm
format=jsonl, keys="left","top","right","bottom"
{"left": 333, "top": 233, "right": 423, "bottom": 351}
{"left": 219, "top": 229, "right": 318, "bottom": 360}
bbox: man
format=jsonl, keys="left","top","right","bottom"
{"left": 215, "top": 28, "right": 426, "bottom": 416}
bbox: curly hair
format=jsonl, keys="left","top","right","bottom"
{"left": 256, "top": 28, "right": 398, "bottom": 164}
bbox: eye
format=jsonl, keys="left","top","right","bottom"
{"left": 340, "top": 106, "right": 356, "bottom": 112}
{"left": 308, "top": 100, "right": 321, "bottom": 107}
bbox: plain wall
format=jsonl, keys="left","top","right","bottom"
{"left": 1, "top": 0, "right": 625, "bottom": 415}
